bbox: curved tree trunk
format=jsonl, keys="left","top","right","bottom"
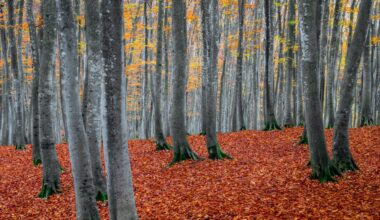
{"left": 38, "top": 0, "right": 61, "bottom": 198}
{"left": 332, "top": 0, "right": 372, "bottom": 173}
{"left": 101, "top": 0, "right": 138, "bottom": 218}
{"left": 170, "top": 0, "right": 200, "bottom": 164}
{"left": 83, "top": 0, "right": 107, "bottom": 200}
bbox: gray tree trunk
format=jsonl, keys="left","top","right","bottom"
{"left": 170, "top": 0, "right": 200, "bottom": 164}
{"left": 360, "top": 29, "right": 373, "bottom": 126}
{"left": 154, "top": 0, "right": 171, "bottom": 150}
{"left": 83, "top": 0, "right": 107, "bottom": 200}
{"left": 38, "top": 0, "right": 61, "bottom": 198}
{"left": 101, "top": 0, "right": 138, "bottom": 218}
{"left": 26, "top": 0, "right": 42, "bottom": 165}
{"left": 298, "top": 0, "right": 339, "bottom": 182}
{"left": 7, "top": 0, "right": 25, "bottom": 149}
{"left": 332, "top": 0, "right": 372, "bottom": 173}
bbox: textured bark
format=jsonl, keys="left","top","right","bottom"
{"left": 264, "top": 0, "right": 280, "bottom": 131}
{"left": 232, "top": 0, "right": 246, "bottom": 131}
{"left": 38, "top": 0, "right": 61, "bottom": 198}
{"left": 170, "top": 0, "right": 200, "bottom": 164}
{"left": 298, "top": 0, "right": 339, "bottom": 182}
{"left": 0, "top": 5, "right": 11, "bottom": 145}
{"left": 318, "top": 0, "right": 329, "bottom": 105}
{"left": 360, "top": 29, "right": 373, "bottom": 126}
{"left": 26, "top": 0, "right": 42, "bottom": 164}
{"left": 7, "top": 0, "right": 25, "bottom": 150}
{"left": 101, "top": 0, "right": 138, "bottom": 218}
{"left": 153, "top": 0, "right": 171, "bottom": 151}
{"left": 332, "top": 0, "right": 372, "bottom": 173}
{"left": 83, "top": 0, "right": 107, "bottom": 200}
{"left": 201, "top": 0, "right": 231, "bottom": 160}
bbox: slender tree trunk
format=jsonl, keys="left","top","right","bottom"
{"left": 170, "top": 0, "right": 200, "bottom": 164}
{"left": 318, "top": 0, "right": 329, "bottom": 106}
{"left": 38, "top": 0, "right": 61, "bottom": 198}
{"left": 154, "top": 0, "right": 171, "bottom": 150}
{"left": 7, "top": 0, "right": 25, "bottom": 149}
{"left": 101, "top": 0, "right": 138, "bottom": 218}
{"left": 332, "top": 0, "right": 372, "bottom": 172}
{"left": 298, "top": 0, "right": 339, "bottom": 182}
{"left": 83, "top": 0, "right": 107, "bottom": 200}
{"left": 360, "top": 29, "right": 373, "bottom": 126}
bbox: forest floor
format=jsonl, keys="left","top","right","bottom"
{"left": 0, "top": 126, "right": 379, "bottom": 219}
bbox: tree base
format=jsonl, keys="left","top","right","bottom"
{"left": 96, "top": 191, "right": 108, "bottom": 202}
{"left": 38, "top": 180, "right": 61, "bottom": 199}
{"left": 331, "top": 158, "right": 359, "bottom": 173}
{"left": 263, "top": 121, "right": 281, "bottom": 131}
{"left": 240, "top": 126, "right": 247, "bottom": 131}
{"left": 156, "top": 143, "right": 172, "bottom": 151}
{"left": 15, "top": 145, "right": 26, "bottom": 150}
{"left": 207, "top": 144, "right": 232, "bottom": 160}
{"left": 310, "top": 162, "right": 341, "bottom": 183}
{"left": 360, "top": 117, "right": 374, "bottom": 127}
{"left": 284, "top": 124, "right": 295, "bottom": 128}
{"left": 33, "top": 159, "right": 42, "bottom": 166}
{"left": 199, "top": 131, "right": 206, "bottom": 136}
{"left": 170, "top": 146, "right": 201, "bottom": 166}
{"left": 298, "top": 134, "right": 309, "bottom": 145}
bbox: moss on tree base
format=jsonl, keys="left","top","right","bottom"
{"left": 207, "top": 144, "right": 232, "bottom": 160}
{"left": 156, "top": 143, "right": 172, "bottom": 151}
{"left": 199, "top": 131, "right": 206, "bottom": 136}
{"left": 331, "top": 158, "right": 359, "bottom": 173}
{"left": 96, "top": 191, "right": 108, "bottom": 202}
{"left": 15, "top": 145, "right": 26, "bottom": 150}
{"left": 240, "top": 126, "right": 247, "bottom": 131}
{"left": 360, "top": 117, "right": 374, "bottom": 127}
{"left": 298, "top": 133, "right": 308, "bottom": 145}
{"left": 33, "top": 159, "right": 42, "bottom": 166}
{"left": 263, "top": 121, "right": 281, "bottom": 131}
{"left": 169, "top": 147, "right": 201, "bottom": 166}
{"left": 310, "top": 162, "right": 341, "bottom": 183}
{"left": 38, "top": 181, "right": 61, "bottom": 199}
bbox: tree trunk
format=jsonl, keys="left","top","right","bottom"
{"left": 38, "top": 0, "right": 61, "bottom": 198}
{"left": 360, "top": 29, "right": 373, "bottom": 126}
{"left": 170, "top": 0, "right": 200, "bottom": 164}
{"left": 7, "top": 0, "right": 25, "bottom": 150}
{"left": 101, "top": 0, "right": 138, "bottom": 218}
{"left": 332, "top": 0, "right": 372, "bottom": 173}
{"left": 298, "top": 0, "right": 339, "bottom": 182}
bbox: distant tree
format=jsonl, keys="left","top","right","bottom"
{"left": 332, "top": 0, "right": 373, "bottom": 173}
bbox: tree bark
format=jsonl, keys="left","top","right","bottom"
{"left": 360, "top": 29, "right": 373, "bottom": 126}
{"left": 332, "top": 0, "right": 372, "bottom": 173}
{"left": 101, "top": 0, "right": 138, "bottom": 218}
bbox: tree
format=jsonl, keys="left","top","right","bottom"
{"left": 332, "top": 0, "right": 373, "bottom": 173}
{"left": 101, "top": 0, "right": 138, "bottom": 218}
{"left": 170, "top": 0, "right": 200, "bottom": 164}
{"left": 83, "top": 0, "right": 107, "bottom": 200}
{"left": 298, "top": 0, "right": 339, "bottom": 182}
{"left": 232, "top": 0, "right": 246, "bottom": 131}
{"left": 153, "top": 0, "right": 171, "bottom": 150}
{"left": 7, "top": 0, "right": 25, "bottom": 150}
{"left": 38, "top": 0, "right": 61, "bottom": 198}
{"left": 201, "top": 0, "right": 231, "bottom": 160}
{"left": 264, "top": 0, "right": 280, "bottom": 131}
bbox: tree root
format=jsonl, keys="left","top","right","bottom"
{"left": 156, "top": 143, "right": 172, "bottom": 151}
{"left": 298, "top": 134, "right": 308, "bottom": 145}
{"left": 310, "top": 162, "right": 341, "bottom": 183}
{"left": 96, "top": 191, "right": 108, "bottom": 202}
{"left": 263, "top": 121, "right": 281, "bottom": 131}
{"left": 331, "top": 158, "right": 359, "bottom": 173}
{"left": 360, "top": 117, "right": 374, "bottom": 127}
{"left": 15, "top": 145, "right": 26, "bottom": 150}
{"left": 199, "top": 131, "right": 206, "bottom": 136}
{"left": 240, "top": 126, "right": 247, "bottom": 131}
{"left": 207, "top": 144, "right": 232, "bottom": 160}
{"left": 169, "top": 146, "right": 201, "bottom": 166}
{"left": 38, "top": 180, "right": 62, "bottom": 199}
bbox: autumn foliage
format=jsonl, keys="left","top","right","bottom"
{"left": 0, "top": 126, "right": 379, "bottom": 219}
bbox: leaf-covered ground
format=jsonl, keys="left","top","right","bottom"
{"left": 0, "top": 126, "right": 379, "bottom": 219}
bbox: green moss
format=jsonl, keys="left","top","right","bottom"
{"left": 15, "top": 145, "right": 26, "bottom": 150}
{"left": 360, "top": 117, "right": 374, "bottom": 127}
{"left": 331, "top": 158, "right": 359, "bottom": 173}
{"left": 199, "top": 131, "right": 206, "bottom": 136}
{"left": 96, "top": 192, "right": 108, "bottom": 202}
{"left": 156, "top": 143, "right": 172, "bottom": 151}
{"left": 240, "top": 126, "right": 247, "bottom": 131}
{"left": 38, "top": 180, "right": 61, "bottom": 199}
{"left": 33, "top": 159, "right": 42, "bottom": 166}
{"left": 207, "top": 144, "right": 232, "bottom": 160}
{"left": 263, "top": 121, "right": 281, "bottom": 131}
{"left": 169, "top": 147, "right": 201, "bottom": 166}
{"left": 298, "top": 134, "right": 308, "bottom": 145}
{"left": 309, "top": 162, "right": 341, "bottom": 183}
